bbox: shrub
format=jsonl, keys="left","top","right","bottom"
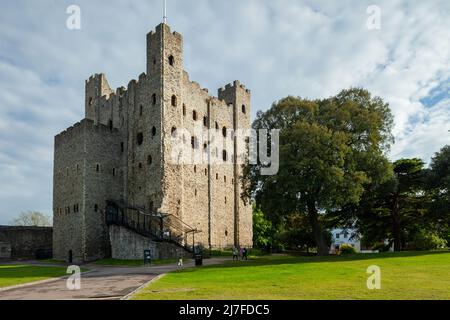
{"left": 409, "top": 231, "right": 447, "bottom": 251}
{"left": 339, "top": 244, "right": 357, "bottom": 255}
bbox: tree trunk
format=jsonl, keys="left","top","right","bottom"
{"left": 307, "top": 201, "right": 329, "bottom": 256}
{"left": 392, "top": 195, "right": 402, "bottom": 252}
{"left": 392, "top": 218, "right": 401, "bottom": 251}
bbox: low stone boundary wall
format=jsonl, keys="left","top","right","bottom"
{"left": 109, "top": 225, "right": 188, "bottom": 260}
{"left": 0, "top": 226, "right": 53, "bottom": 259}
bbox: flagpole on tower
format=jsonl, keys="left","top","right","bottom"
{"left": 163, "top": 0, "right": 167, "bottom": 24}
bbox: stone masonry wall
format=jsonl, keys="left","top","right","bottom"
{"left": 84, "top": 120, "right": 123, "bottom": 261}
{"left": 109, "top": 225, "right": 187, "bottom": 260}
{"left": 0, "top": 226, "right": 53, "bottom": 259}
{"left": 53, "top": 119, "right": 123, "bottom": 262}
{"left": 53, "top": 121, "right": 87, "bottom": 262}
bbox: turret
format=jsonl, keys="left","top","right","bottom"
{"left": 146, "top": 23, "right": 183, "bottom": 78}
{"left": 218, "top": 80, "right": 251, "bottom": 130}
{"left": 85, "top": 73, "right": 113, "bottom": 123}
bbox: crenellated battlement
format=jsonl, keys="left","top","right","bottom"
{"left": 218, "top": 80, "right": 251, "bottom": 96}
{"left": 56, "top": 118, "right": 120, "bottom": 140}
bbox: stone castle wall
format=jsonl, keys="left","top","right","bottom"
{"left": 53, "top": 119, "right": 123, "bottom": 262}
{"left": 109, "top": 225, "right": 188, "bottom": 260}
{"left": 0, "top": 226, "right": 52, "bottom": 259}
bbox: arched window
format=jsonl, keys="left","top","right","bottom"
{"left": 94, "top": 204, "right": 98, "bottom": 212}
{"left": 193, "top": 110, "right": 197, "bottom": 121}
{"left": 242, "top": 105, "right": 246, "bottom": 114}
{"left": 203, "top": 116, "right": 207, "bottom": 127}
{"left": 137, "top": 132, "right": 144, "bottom": 145}
{"left": 112, "top": 168, "right": 116, "bottom": 176}
{"left": 138, "top": 163, "right": 143, "bottom": 169}
{"left": 121, "top": 142, "right": 124, "bottom": 153}
{"left": 96, "top": 164, "right": 100, "bottom": 172}
{"left": 171, "top": 127, "right": 177, "bottom": 137}
{"left": 222, "top": 150, "right": 228, "bottom": 162}
{"left": 171, "top": 95, "right": 177, "bottom": 107}
{"left": 152, "top": 126, "right": 157, "bottom": 137}
{"left": 88, "top": 97, "right": 93, "bottom": 105}
{"left": 168, "top": 55, "right": 175, "bottom": 66}
{"left": 109, "top": 120, "right": 113, "bottom": 130}
{"left": 194, "top": 165, "right": 197, "bottom": 173}
{"left": 215, "top": 122, "right": 219, "bottom": 130}
{"left": 139, "top": 105, "right": 143, "bottom": 116}
{"left": 147, "top": 155, "right": 152, "bottom": 165}
{"left": 222, "top": 127, "right": 227, "bottom": 138}
{"left": 152, "top": 94, "right": 157, "bottom": 105}
{"left": 183, "top": 104, "right": 186, "bottom": 116}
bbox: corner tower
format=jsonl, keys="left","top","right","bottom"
{"left": 147, "top": 23, "right": 186, "bottom": 235}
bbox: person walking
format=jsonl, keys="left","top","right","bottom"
{"left": 242, "top": 248, "right": 248, "bottom": 261}
{"left": 232, "top": 247, "right": 239, "bottom": 261}
{"left": 177, "top": 253, "right": 183, "bottom": 267}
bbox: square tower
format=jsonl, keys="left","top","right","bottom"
{"left": 53, "top": 22, "right": 253, "bottom": 263}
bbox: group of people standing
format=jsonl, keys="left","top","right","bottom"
{"left": 232, "top": 247, "right": 248, "bottom": 261}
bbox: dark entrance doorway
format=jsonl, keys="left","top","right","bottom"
{"left": 68, "top": 250, "right": 73, "bottom": 263}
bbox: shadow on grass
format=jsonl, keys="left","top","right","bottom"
{"left": 176, "top": 250, "right": 450, "bottom": 273}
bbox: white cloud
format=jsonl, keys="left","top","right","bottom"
{"left": 0, "top": 0, "right": 449, "bottom": 223}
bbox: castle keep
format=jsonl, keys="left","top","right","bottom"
{"left": 53, "top": 23, "right": 253, "bottom": 262}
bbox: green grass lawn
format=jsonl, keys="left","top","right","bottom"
{"left": 94, "top": 258, "right": 186, "bottom": 267}
{"left": 132, "top": 251, "right": 450, "bottom": 300}
{"left": 0, "top": 265, "right": 69, "bottom": 288}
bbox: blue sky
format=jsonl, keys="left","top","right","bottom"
{"left": 0, "top": 0, "right": 449, "bottom": 224}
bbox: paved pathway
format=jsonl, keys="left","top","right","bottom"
{"left": 0, "top": 258, "right": 226, "bottom": 300}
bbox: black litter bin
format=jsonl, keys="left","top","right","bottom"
{"left": 194, "top": 254, "right": 203, "bottom": 266}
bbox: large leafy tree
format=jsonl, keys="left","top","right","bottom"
{"left": 427, "top": 146, "right": 450, "bottom": 241}
{"left": 354, "top": 158, "right": 428, "bottom": 251}
{"left": 245, "top": 88, "right": 394, "bottom": 255}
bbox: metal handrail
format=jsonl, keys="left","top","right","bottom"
{"left": 105, "top": 201, "right": 201, "bottom": 253}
